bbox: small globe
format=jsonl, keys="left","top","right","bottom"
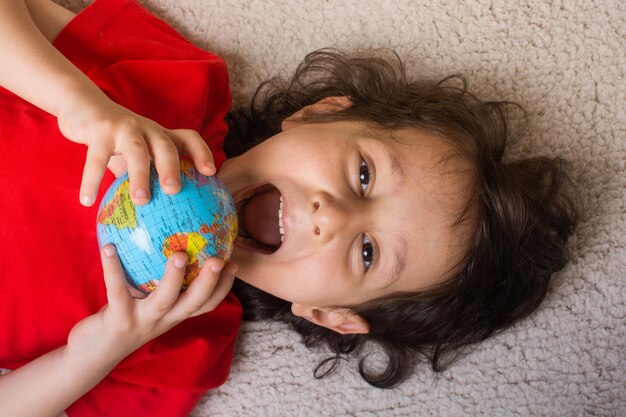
{"left": 96, "top": 160, "right": 238, "bottom": 293}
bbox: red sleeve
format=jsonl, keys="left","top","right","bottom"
{"left": 53, "top": 0, "right": 231, "bottom": 169}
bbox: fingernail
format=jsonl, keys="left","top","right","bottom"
{"left": 174, "top": 257, "right": 187, "bottom": 269}
{"left": 165, "top": 178, "right": 180, "bottom": 187}
{"left": 134, "top": 188, "right": 149, "bottom": 199}
{"left": 205, "top": 162, "right": 215, "bottom": 173}
{"left": 103, "top": 245, "right": 116, "bottom": 258}
{"left": 211, "top": 264, "right": 223, "bottom": 273}
{"left": 81, "top": 195, "right": 94, "bottom": 206}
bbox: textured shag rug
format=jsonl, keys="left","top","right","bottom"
{"left": 59, "top": 1, "right": 626, "bottom": 416}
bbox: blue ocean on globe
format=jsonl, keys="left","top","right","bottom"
{"left": 96, "top": 160, "right": 238, "bottom": 293}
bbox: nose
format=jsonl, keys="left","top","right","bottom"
{"left": 311, "top": 191, "right": 354, "bottom": 242}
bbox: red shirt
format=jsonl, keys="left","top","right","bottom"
{"left": 0, "top": 0, "right": 241, "bottom": 415}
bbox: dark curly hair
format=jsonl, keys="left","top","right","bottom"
{"left": 223, "top": 49, "right": 581, "bottom": 388}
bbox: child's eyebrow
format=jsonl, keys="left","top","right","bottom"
{"left": 382, "top": 236, "right": 407, "bottom": 288}
{"left": 366, "top": 134, "right": 406, "bottom": 186}
{"left": 380, "top": 141, "right": 406, "bottom": 185}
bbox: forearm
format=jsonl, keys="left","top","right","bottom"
{"left": 0, "top": 0, "right": 108, "bottom": 117}
{"left": 0, "top": 345, "right": 122, "bottom": 417}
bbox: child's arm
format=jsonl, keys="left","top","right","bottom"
{"left": 0, "top": 247, "right": 237, "bottom": 417}
{"left": 0, "top": 0, "right": 216, "bottom": 207}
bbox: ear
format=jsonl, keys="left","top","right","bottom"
{"left": 281, "top": 96, "right": 353, "bottom": 131}
{"left": 291, "top": 303, "right": 370, "bottom": 335}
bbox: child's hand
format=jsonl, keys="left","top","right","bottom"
{"left": 66, "top": 245, "right": 237, "bottom": 363}
{"left": 56, "top": 95, "right": 216, "bottom": 207}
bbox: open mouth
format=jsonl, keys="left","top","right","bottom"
{"left": 234, "top": 183, "right": 283, "bottom": 254}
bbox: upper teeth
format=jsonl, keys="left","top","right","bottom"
{"left": 278, "top": 195, "right": 284, "bottom": 242}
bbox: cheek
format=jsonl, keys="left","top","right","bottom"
{"left": 239, "top": 253, "right": 342, "bottom": 304}
{"left": 280, "top": 255, "right": 352, "bottom": 305}
{"left": 270, "top": 137, "right": 334, "bottom": 174}
{"left": 275, "top": 257, "right": 332, "bottom": 291}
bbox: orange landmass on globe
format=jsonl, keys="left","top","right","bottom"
{"left": 180, "top": 159, "right": 196, "bottom": 178}
{"left": 162, "top": 232, "right": 210, "bottom": 287}
{"left": 96, "top": 179, "right": 137, "bottom": 229}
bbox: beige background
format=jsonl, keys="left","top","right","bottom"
{"left": 58, "top": 1, "right": 626, "bottom": 416}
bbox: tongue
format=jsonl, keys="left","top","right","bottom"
{"left": 243, "top": 187, "right": 282, "bottom": 247}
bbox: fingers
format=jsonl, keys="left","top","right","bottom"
{"left": 120, "top": 128, "right": 213, "bottom": 204}
{"left": 188, "top": 262, "right": 238, "bottom": 317}
{"left": 79, "top": 124, "right": 213, "bottom": 207}
{"left": 101, "top": 250, "right": 233, "bottom": 333}
{"left": 78, "top": 128, "right": 152, "bottom": 207}
{"left": 146, "top": 253, "right": 188, "bottom": 313}
{"left": 150, "top": 130, "right": 182, "bottom": 195}
{"left": 100, "top": 245, "right": 132, "bottom": 310}
{"left": 168, "top": 129, "right": 216, "bottom": 176}
{"left": 171, "top": 259, "right": 237, "bottom": 319}
{"left": 170, "top": 259, "right": 222, "bottom": 316}
{"left": 80, "top": 141, "right": 114, "bottom": 206}
{"left": 119, "top": 135, "right": 152, "bottom": 206}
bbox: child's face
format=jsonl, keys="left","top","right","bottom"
{"left": 217, "top": 120, "right": 474, "bottom": 309}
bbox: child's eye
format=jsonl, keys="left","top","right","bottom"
{"left": 362, "top": 235, "right": 375, "bottom": 272}
{"left": 358, "top": 157, "right": 371, "bottom": 196}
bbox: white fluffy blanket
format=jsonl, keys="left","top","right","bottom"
{"left": 60, "top": 1, "right": 626, "bottom": 415}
